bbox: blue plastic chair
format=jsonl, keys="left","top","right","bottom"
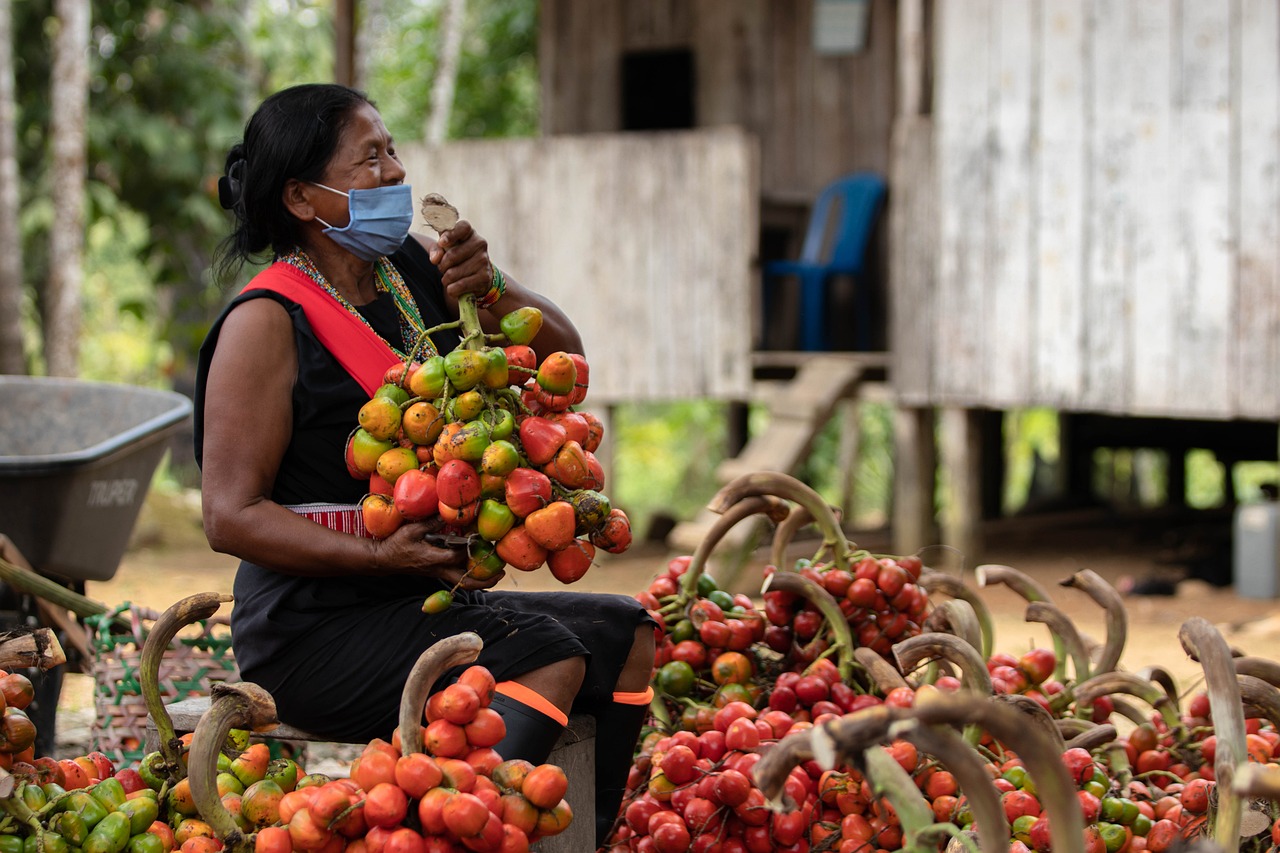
{"left": 763, "top": 172, "right": 886, "bottom": 351}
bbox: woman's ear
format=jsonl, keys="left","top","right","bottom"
{"left": 282, "top": 179, "right": 315, "bottom": 221}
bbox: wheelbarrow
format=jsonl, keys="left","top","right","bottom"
{"left": 0, "top": 375, "right": 193, "bottom": 755}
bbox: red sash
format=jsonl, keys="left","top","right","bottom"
{"left": 241, "top": 262, "right": 399, "bottom": 396}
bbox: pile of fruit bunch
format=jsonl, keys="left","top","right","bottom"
{"left": 344, "top": 291, "right": 631, "bottom": 607}
{"left": 185, "top": 649, "right": 574, "bottom": 853}
{"left": 0, "top": 670, "right": 38, "bottom": 771}
{"left": 0, "top": 737, "right": 257, "bottom": 853}
{"left": 760, "top": 553, "right": 929, "bottom": 662}
{"left": 638, "top": 555, "right": 774, "bottom": 733}
{"left": 636, "top": 474, "right": 934, "bottom": 740}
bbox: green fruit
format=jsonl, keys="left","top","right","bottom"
{"left": 480, "top": 407, "right": 516, "bottom": 441}
{"left": 125, "top": 834, "right": 164, "bottom": 853}
{"left": 372, "top": 383, "right": 411, "bottom": 406}
{"left": 47, "top": 813, "right": 88, "bottom": 847}
{"left": 443, "top": 350, "right": 488, "bottom": 391}
{"left": 0, "top": 836, "right": 25, "bottom": 853}
{"left": 408, "top": 356, "right": 448, "bottom": 399}
{"left": 422, "top": 590, "right": 454, "bottom": 614}
{"left": 88, "top": 778, "right": 126, "bottom": 813}
{"left": 66, "top": 792, "right": 108, "bottom": 831}
{"left": 20, "top": 783, "right": 48, "bottom": 811}
{"left": 656, "top": 661, "right": 696, "bottom": 697}
{"left": 477, "top": 499, "right": 516, "bottom": 542}
{"left": 696, "top": 573, "right": 719, "bottom": 597}
{"left": 263, "top": 758, "right": 300, "bottom": 794}
{"left": 24, "top": 834, "right": 67, "bottom": 853}
{"left": 135, "top": 754, "right": 167, "bottom": 793}
{"left": 82, "top": 811, "right": 131, "bottom": 853}
{"left": 117, "top": 798, "right": 159, "bottom": 837}
{"left": 499, "top": 307, "right": 543, "bottom": 345}
{"left": 707, "top": 589, "right": 735, "bottom": 613}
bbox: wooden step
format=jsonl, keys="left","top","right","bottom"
{"left": 668, "top": 354, "right": 886, "bottom": 554}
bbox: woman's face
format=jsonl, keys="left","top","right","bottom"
{"left": 310, "top": 102, "right": 407, "bottom": 226}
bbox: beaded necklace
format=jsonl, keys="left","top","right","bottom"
{"left": 280, "top": 250, "right": 437, "bottom": 359}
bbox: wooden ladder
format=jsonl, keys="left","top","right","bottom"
{"left": 667, "top": 352, "right": 889, "bottom": 556}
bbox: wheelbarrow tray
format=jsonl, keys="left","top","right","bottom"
{"left": 0, "top": 376, "right": 192, "bottom": 583}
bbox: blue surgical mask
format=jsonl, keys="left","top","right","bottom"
{"left": 311, "top": 182, "right": 414, "bottom": 261}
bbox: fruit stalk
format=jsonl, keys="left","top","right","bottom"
{"left": 1059, "top": 569, "right": 1127, "bottom": 675}
{"left": 709, "top": 472, "right": 855, "bottom": 570}
{"left": 397, "top": 632, "right": 484, "bottom": 756}
{"left": 1237, "top": 673, "right": 1280, "bottom": 731}
{"left": 762, "top": 569, "right": 857, "bottom": 683}
{"left": 1072, "top": 671, "right": 1181, "bottom": 730}
{"left": 974, "top": 564, "right": 1068, "bottom": 681}
{"left": 920, "top": 599, "right": 984, "bottom": 659}
{"left": 141, "top": 592, "right": 233, "bottom": 773}
{"left": 1179, "top": 616, "right": 1247, "bottom": 853}
{"left": 853, "top": 646, "right": 911, "bottom": 693}
{"left": 899, "top": 722, "right": 1011, "bottom": 853}
{"left": 918, "top": 570, "right": 993, "bottom": 660}
{"left": 681, "top": 495, "right": 790, "bottom": 601}
{"left": 1024, "top": 601, "right": 1091, "bottom": 684}
{"left": 187, "top": 682, "right": 281, "bottom": 853}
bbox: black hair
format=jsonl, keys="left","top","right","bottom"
{"left": 212, "top": 83, "right": 374, "bottom": 284}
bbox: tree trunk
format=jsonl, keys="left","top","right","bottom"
{"left": 43, "top": 0, "right": 90, "bottom": 377}
{"left": 0, "top": 0, "right": 25, "bottom": 374}
{"left": 424, "top": 0, "right": 466, "bottom": 144}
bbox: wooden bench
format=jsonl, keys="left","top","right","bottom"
{"left": 145, "top": 698, "right": 596, "bottom": 852}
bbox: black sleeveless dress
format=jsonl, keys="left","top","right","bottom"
{"left": 193, "top": 240, "right": 652, "bottom": 740}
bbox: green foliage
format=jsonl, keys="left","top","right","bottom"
{"left": 612, "top": 402, "right": 727, "bottom": 539}
{"left": 363, "top": 0, "right": 540, "bottom": 142}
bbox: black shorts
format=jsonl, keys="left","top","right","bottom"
{"left": 232, "top": 569, "right": 654, "bottom": 742}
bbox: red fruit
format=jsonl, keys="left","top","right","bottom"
{"left": 1179, "top": 778, "right": 1213, "bottom": 814}
{"left": 495, "top": 525, "right": 548, "bottom": 572}
{"left": 566, "top": 354, "right": 589, "bottom": 404}
{"left": 522, "top": 764, "right": 569, "bottom": 810}
{"left": 435, "top": 459, "right": 481, "bottom": 509}
{"left": 579, "top": 411, "right": 604, "bottom": 453}
{"left": 441, "top": 792, "right": 489, "bottom": 838}
{"left": 362, "top": 783, "right": 408, "bottom": 828}
{"left": 360, "top": 493, "right": 404, "bottom": 539}
{"left": 524, "top": 500, "right": 577, "bottom": 551}
{"left": 504, "top": 468, "right": 553, "bottom": 518}
{"left": 536, "top": 352, "right": 577, "bottom": 395}
{"left": 544, "top": 411, "right": 589, "bottom": 446}
{"left": 518, "top": 417, "right": 567, "bottom": 466}
{"left": 542, "top": 440, "right": 591, "bottom": 489}
{"left": 1060, "top": 747, "right": 1096, "bottom": 785}
{"left": 392, "top": 468, "right": 439, "bottom": 521}
{"left": 1018, "top": 647, "right": 1056, "bottom": 684}
{"left": 546, "top": 540, "right": 595, "bottom": 584}
{"left": 589, "top": 508, "right": 632, "bottom": 554}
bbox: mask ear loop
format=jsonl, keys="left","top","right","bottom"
{"left": 218, "top": 159, "right": 246, "bottom": 212}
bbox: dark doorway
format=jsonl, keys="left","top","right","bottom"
{"left": 621, "top": 49, "right": 695, "bottom": 130}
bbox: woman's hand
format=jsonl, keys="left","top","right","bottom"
{"left": 430, "top": 220, "right": 493, "bottom": 301}
{"left": 376, "top": 521, "right": 505, "bottom": 589}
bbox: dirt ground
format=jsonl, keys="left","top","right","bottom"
{"left": 54, "top": 495, "right": 1280, "bottom": 759}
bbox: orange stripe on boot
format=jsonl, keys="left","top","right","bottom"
{"left": 612, "top": 686, "right": 654, "bottom": 705}
{"left": 495, "top": 681, "right": 569, "bottom": 726}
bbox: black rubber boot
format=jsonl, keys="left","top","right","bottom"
{"left": 489, "top": 691, "right": 566, "bottom": 765}
{"left": 593, "top": 700, "right": 650, "bottom": 849}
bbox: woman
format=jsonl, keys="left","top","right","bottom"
{"left": 194, "top": 83, "right": 653, "bottom": 848}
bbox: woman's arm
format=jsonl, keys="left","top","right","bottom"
{"left": 199, "top": 297, "right": 489, "bottom": 586}
{"left": 413, "top": 225, "right": 584, "bottom": 359}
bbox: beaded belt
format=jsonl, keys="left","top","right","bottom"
{"left": 285, "top": 502, "right": 373, "bottom": 539}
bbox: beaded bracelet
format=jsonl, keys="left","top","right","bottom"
{"left": 477, "top": 264, "right": 507, "bottom": 309}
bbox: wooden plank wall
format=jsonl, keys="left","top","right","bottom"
{"left": 907, "top": 0, "right": 1280, "bottom": 420}
{"left": 397, "top": 130, "right": 757, "bottom": 404}
{"left": 539, "top": 0, "right": 897, "bottom": 199}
